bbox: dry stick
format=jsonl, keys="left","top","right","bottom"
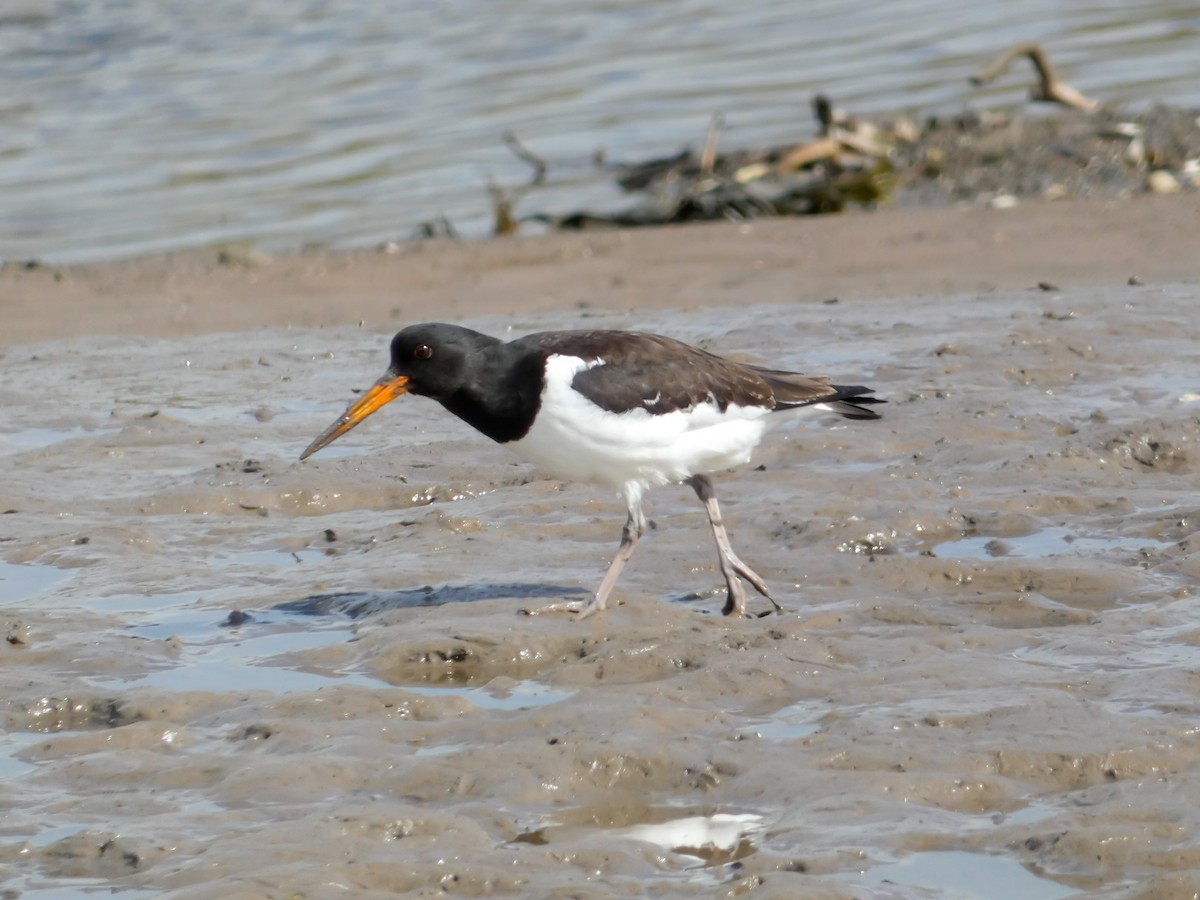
{"left": 765, "top": 95, "right": 883, "bottom": 177}
{"left": 486, "top": 179, "right": 518, "bottom": 236}
{"left": 502, "top": 131, "right": 548, "bottom": 185}
{"left": 970, "top": 41, "right": 1101, "bottom": 113}
{"left": 699, "top": 113, "right": 724, "bottom": 177}
{"left": 773, "top": 137, "right": 843, "bottom": 173}
{"left": 813, "top": 94, "right": 837, "bottom": 134}
{"left": 810, "top": 93, "right": 889, "bottom": 158}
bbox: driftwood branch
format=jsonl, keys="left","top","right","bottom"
{"left": 813, "top": 94, "right": 838, "bottom": 133}
{"left": 813, "top": 94, "right": 890, "bottom": 157}
{"left": 699, "top": 113, "right": 724, "bottom": 176}
{"left": 731, "top": 94, "right": 894, "bottom": 182}
{"left": 486, "top": 179, "right": 518, "bottom": 236}
{"left": 970, "top": 41, "right": 1100, "bottom": 113}
{"left": 502, "top": 131, "right": 548, "bottom": 185}
{"left": 772, "top": 138, "right": 842, "bottom": 174}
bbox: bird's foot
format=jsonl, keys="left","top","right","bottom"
{"left": 720, "top": 559, "right": 786, "bottom": 618}
{"left": 721, "top": 590, "right": 784, "bottom": 618}
{"left": 520, "top": 596, "right": 607, "bottom": 619}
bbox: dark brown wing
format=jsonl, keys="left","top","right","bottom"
{"left": 528, "top": 330, "right": 873, "bottom": 418}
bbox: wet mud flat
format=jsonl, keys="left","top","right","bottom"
{"left": 2, "top": 283, "right": 1200, "bottom": 897}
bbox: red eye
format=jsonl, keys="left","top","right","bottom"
{"left": 414, "top": 344, "right": 433, "bottom": 360}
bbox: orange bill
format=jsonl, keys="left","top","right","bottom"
{"left": 299, "top": 372, "right": 410, "bottom": 460}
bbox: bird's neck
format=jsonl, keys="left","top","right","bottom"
{"left": 438, "top": 345, "right": 546, "bottom": 444}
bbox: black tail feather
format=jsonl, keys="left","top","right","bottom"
{"left": 828, "top": 385, "right": 884, "bottom": 420}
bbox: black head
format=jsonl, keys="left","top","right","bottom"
{"left": 387, "top": 323, "right": 500, "bottom": 401}
{"left": 299, "top": 323, "right": 502, "bottom": 460}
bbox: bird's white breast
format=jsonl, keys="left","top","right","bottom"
{"left": 509, "top": 354, "right": 781, "bottom": 494}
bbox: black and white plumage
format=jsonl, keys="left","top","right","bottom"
{"left": 300, "top": 323, "right": 883, "bottom": 619}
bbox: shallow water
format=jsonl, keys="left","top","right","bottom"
{"left": 2, "top": 285, "right": 1200, "bottom": 895}
{"left": 0, "top": 559, "right": 73, "bottom": 605}
{"left": 848, "top": 849, "right": 1079, "bottom": 899}
{"left": 2, "top": 0, "right": 1199, "bottom": 263}
{"left": 933, "top": 524, "right": 1172, "bottom": 560}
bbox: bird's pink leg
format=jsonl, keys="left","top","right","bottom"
{"left": 689, "top": 474, "right": 784, "bottom": 617}
{"left": 521, "top": 502, "right": 645, "bottom": 618}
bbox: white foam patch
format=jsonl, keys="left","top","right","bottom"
{"left": 615, "top": 813, "right": 765, "bottom": 854}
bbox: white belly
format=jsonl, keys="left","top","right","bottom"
{"left": 508, "top": 354, "right": 778, "bottom": 492}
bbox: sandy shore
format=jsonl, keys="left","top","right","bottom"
{"left": 3, "top": 194, "right": 1197, "bottom": 347}
{"left": 3, "top": 197, "right": 1200, "bottom": 897}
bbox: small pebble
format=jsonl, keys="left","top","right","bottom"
{"left": 1123, "top": 138, "right": 1145, "bottom": 167}
{"left": 221, "top": 610, "right": 252, "bottom": 627}
{"left": 1146, "top": 170, "right": 1181, "bottom": 195}
{"left": 6, "top": 621, "right": 30, "bottom": 647}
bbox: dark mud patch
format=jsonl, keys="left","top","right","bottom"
{"left": 277, "top": 581, "right": 587, "bottom": 618}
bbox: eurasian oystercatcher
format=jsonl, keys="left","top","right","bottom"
{"left": 300, "top": 323, "right": 882, "bottom": 619}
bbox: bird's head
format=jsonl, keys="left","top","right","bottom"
{"left": 298, "top": 323, "right": 490, "bottom": 460}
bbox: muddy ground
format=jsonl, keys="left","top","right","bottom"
{"left": 2, "top": 246, "right": 1200, "bottom": 896}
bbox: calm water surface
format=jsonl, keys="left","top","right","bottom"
{"left": 2, "top": 0, "right": 1198, "bottom": 263}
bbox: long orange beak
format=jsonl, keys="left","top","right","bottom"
{"left": 299, "top": 372, "right": 410, "bottom": 460}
